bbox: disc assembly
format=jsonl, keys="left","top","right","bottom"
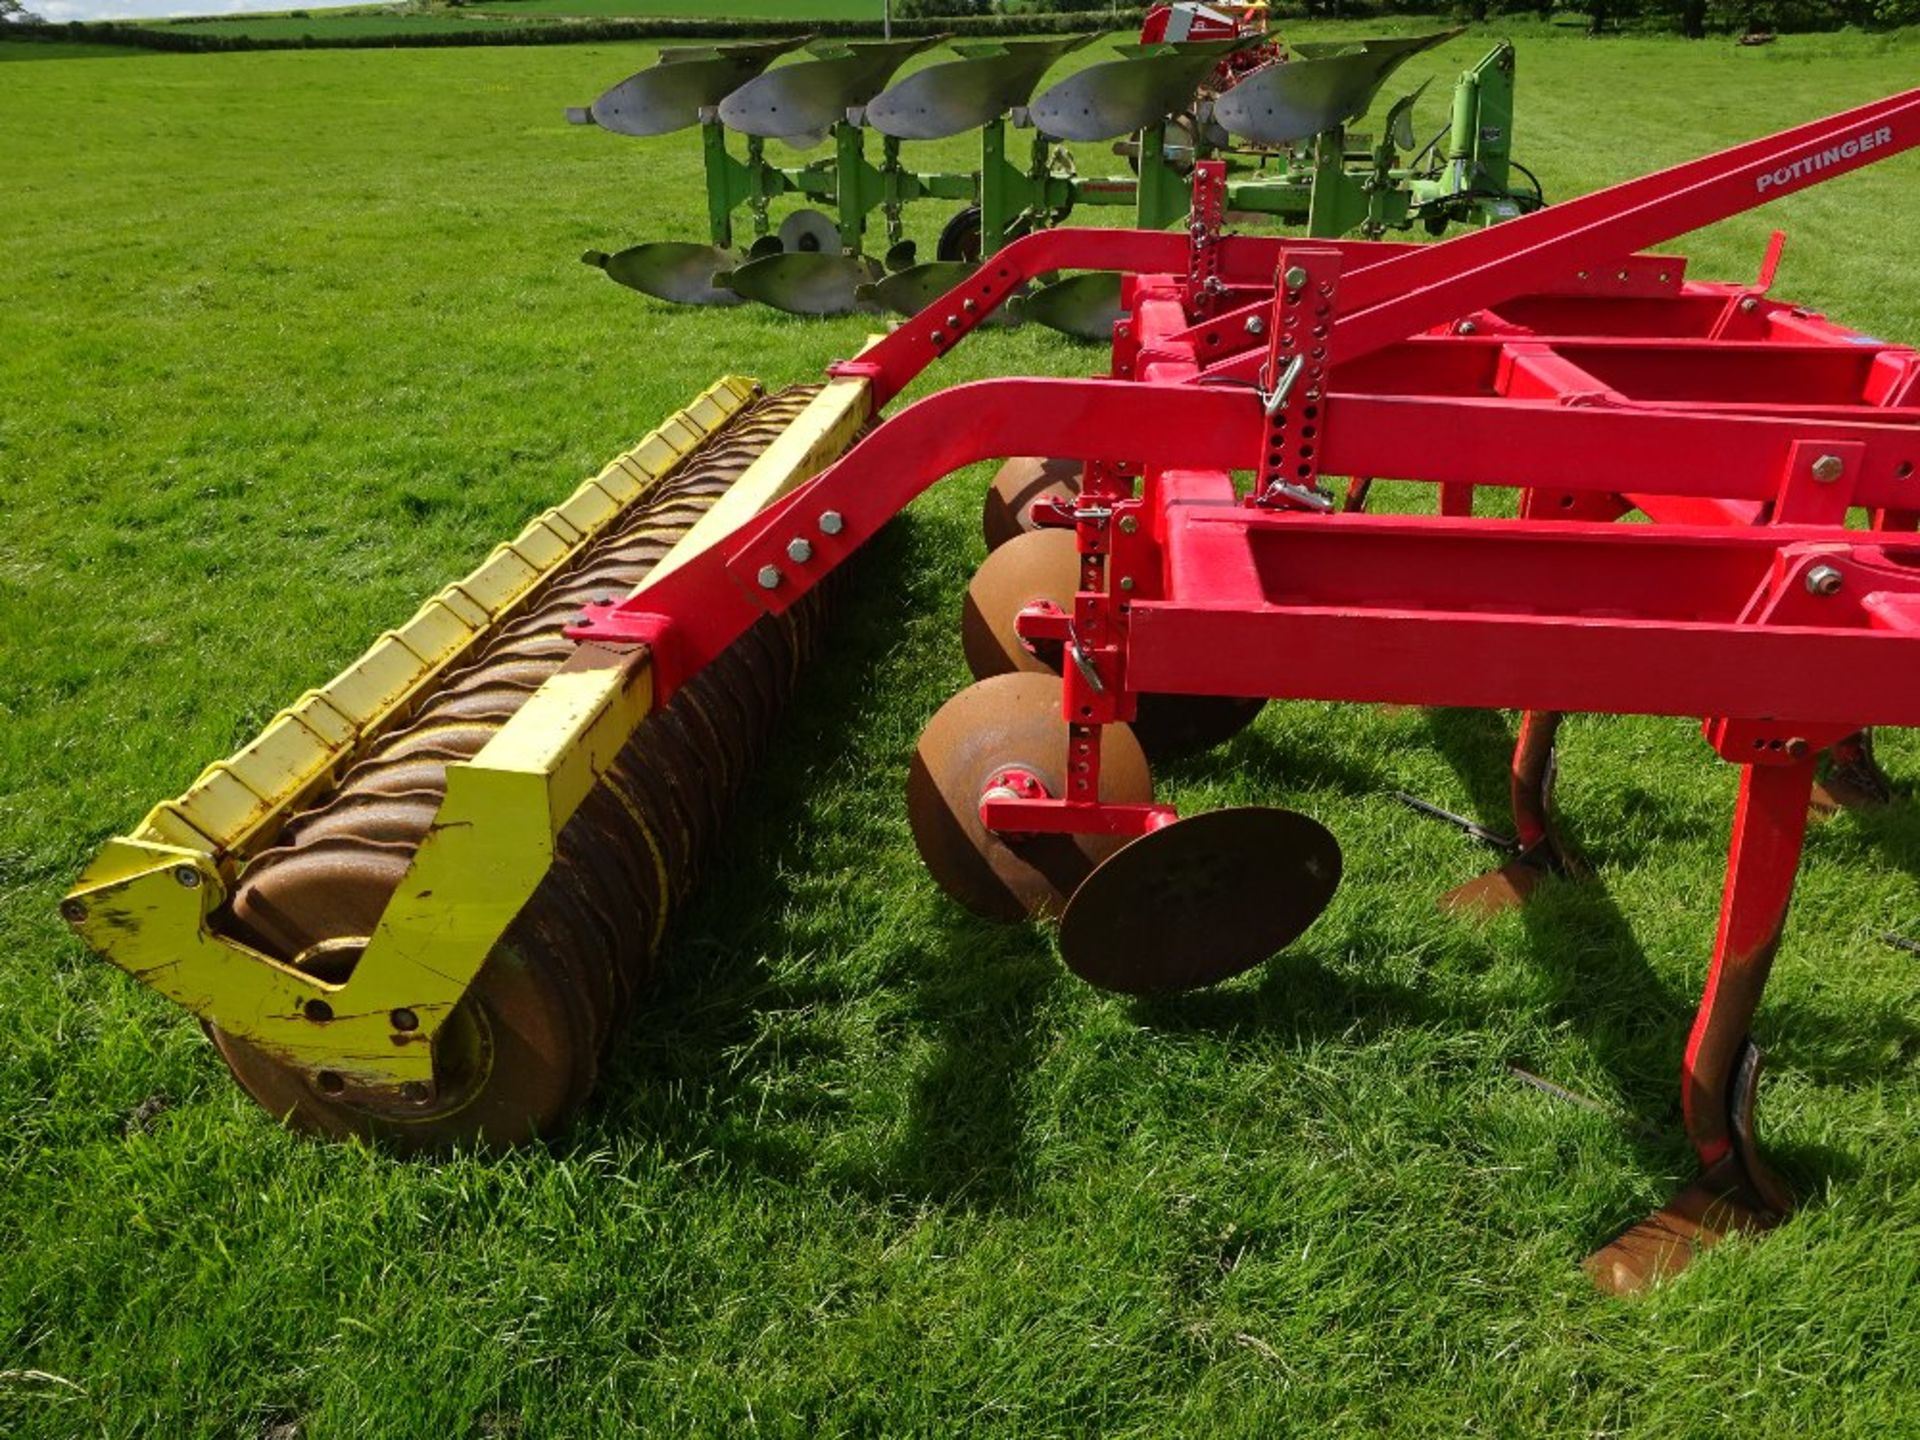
{"left": 1058, "top": 807, "right": 1343, "bottom": 994}
{"left": 906, "top": 673, "right": 1151, "bottom": 923}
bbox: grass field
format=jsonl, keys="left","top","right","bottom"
{"left": 4, "top": 22, "right": 1920, "bottom": 1438}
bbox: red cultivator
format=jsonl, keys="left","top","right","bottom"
{"left": 565, "top": 90, "right": 1920, "bottom": 1290}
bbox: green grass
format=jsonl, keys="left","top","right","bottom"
{"left": 5, "top": 21, "right": 1920, "bottom": 1438}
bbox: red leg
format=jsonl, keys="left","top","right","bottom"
{"left": 1441, "top": 710, "right": 1578, "bottom": 915}
{"left": 1586, "top": 757, "right": 1814, "bottom": 1293}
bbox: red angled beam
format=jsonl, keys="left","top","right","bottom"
{"left": 1331, "top": 89, "right": 1920, "bottom": 363}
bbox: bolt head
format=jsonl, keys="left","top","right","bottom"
{"left": 1738, "top": 295, "right": 1759, "bottom": 313}
{"left": 756, "top": 565, "right": 782, "bottom": 591}
{"left": 1810, "top": 453, "right": 1844, "bottom": 483}
{"left": 1245, "top": 315, "right": 1266, "bottom": 336}
{"left": 930, "top": 330, "right": 945, "bottom": 345}
{"left": 1805, "top": 563, "right": 1844, "bottom": 596}
{"left": 818, "top": 510, "right": 845, "bottom": 536}
{"left": 1457, "top": 320, "right": 1477, "bottom": 336}
{"left": 946, "top": 315, "right": 960, "bottom": 329}
{"left": 1283, "top": 265, "right": 1309, "bottom": 292}
{"left": 390, "top": 1007, "right": 420, "bottom": 1033}
{"left": 786, "top": 537, "right": 814, "bottom": 564}
{"left": 1118, "top": 516, "right": 1138, "bottom": 535}
{"left": 1118, "top": 576, "right": 1135, "bottom": 592}
{"left": 172, "top": 864, "right": 202, "bottom": 890}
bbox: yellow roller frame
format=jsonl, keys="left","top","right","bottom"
{"left": 64, "top": 371, "right": 874, "bottom": 1094}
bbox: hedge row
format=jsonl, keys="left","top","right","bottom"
{"left": 8, "top": 10, "right": 1151, "bottom": 52}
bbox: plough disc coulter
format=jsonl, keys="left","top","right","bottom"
{"left": 569, "top": 16, "right": 1524, "bottom": 326}
{"left": 65, "top": 87, "right": 1920, "bottom": 1296}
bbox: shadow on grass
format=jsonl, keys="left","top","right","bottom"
{"left": 581, "top": 509, "right": 1059, "bottom": 1211}
{"left": 579, "top": 605, "right": 1907, "bottom": 1220}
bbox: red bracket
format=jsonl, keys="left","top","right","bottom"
{"left": 1185, "top": 159, "right": 1229, "bottom": 317}
{"left": 566, "top": 607, "right": 683, "bottom": 704}
{"left": 1771, "top": 439, "right": 1862, "bottom": 526}
{"left": 1252, "top": 247, "right": 1342, "bottom": 510}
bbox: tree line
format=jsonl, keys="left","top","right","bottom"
{"left": 905, "top": 0, "right": 1916, "bottom": 34}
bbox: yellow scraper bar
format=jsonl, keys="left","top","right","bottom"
{"left": 64, "top": 369, "right": 874, "bottom": 1093}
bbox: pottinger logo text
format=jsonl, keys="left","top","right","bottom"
{"left": 1758, "top": 126, "right": 1894, "bottom": 192}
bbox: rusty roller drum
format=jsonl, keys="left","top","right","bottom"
{"left": 213, "top": 387, "right": 826, "bottom": 1151}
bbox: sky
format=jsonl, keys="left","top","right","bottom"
{"left": 26, "top": 0, "right": 371, "bottom": 21}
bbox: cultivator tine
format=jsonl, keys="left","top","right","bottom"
{"left": 1435, "top": 711, "right": 1579, "bottom": 918}
{"left": 1021, "top": 272, "right": 1124, "bottom": 341}
{"left": 718, "top": 36, "right": 943, "bottom": 140}
{"left": 865, "top": 34, "right": 1097, "bottom": 140}
{"left": 568, "top": 37, "right": 813, "bottom": 137}
{"left": 1028, "top": 37, "right": 1248, "bottom": 142}
{"left": 724, "top": 251, "right": 883, "bottom": 316}
{"left": 1214, "top": 29, "right": 1460, "bottom": 147}
{"left": 584, "top": 244, "right": 744, "bottom": 308}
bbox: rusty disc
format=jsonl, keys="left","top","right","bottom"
{"left": 1058, "top": 806, "right": 1342, "bottom": 994}
{"left": 962, "top": 527, "right": 1079, "bottom": 681}
{"left": 907, "top": 672, "right": 1152, "bottom": 923}
{"left": 983, "top": 456, "right": 1081, "bottom": 551}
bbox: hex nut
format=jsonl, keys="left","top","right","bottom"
{"left": 1810, "top": 454, "right": 1844, "bottom": 484}
{"left": 1804, "top": 564, "right": 1843, "bottom": 596}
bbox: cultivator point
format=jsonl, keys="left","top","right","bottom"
{"left": 67, "top": 73, "right": 1920, "bottom": 1294}
{"left": 570, "top": 14, "right": 1525, "bottom": 327}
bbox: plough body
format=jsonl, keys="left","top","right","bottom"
{"left": 570, "top": 17, "right": 1527, "bottom": 329}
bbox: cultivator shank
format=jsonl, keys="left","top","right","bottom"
{"left": 66, "top": 78, "right": 1920, "bottom": 1292}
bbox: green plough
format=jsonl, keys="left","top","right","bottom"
{"left": 569, "top": 25, "right": 1534, "bottom": 337}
